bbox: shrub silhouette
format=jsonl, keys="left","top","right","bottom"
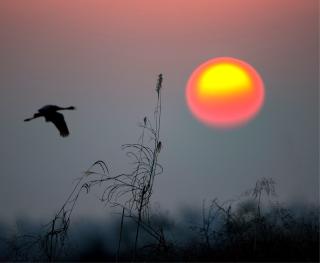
{"left": 2, "top": 75, "right": 319, "bottom": 262}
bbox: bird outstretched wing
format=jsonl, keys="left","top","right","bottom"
{"left": 47, "top": 112, "right": 70, "bottom": 137}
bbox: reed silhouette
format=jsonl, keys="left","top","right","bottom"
{"left": 2, "top": 179, "right": 318, "bottom": 261}
{"left": 3, "top": 76, "right": 318, "bottom": 262}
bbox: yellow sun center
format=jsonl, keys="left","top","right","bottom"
{"left": 198, "top": 63, "right": 252, "bottom": 99}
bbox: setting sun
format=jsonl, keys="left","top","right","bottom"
{"left": 186, "top": 57, "right": 265, "bottom": 128}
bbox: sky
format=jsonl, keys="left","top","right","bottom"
{"left": 0, "top": 0, "right": 318, "bottom": 223}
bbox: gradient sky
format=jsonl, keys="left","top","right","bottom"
{"left": 0, "top": 0, "right": 318, "bottom": 222}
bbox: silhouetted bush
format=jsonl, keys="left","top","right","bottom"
{"left": 2, "top": 76, "right": 318, "bottom": 262}
{"left": 1, "top": 198, "right": 318, "bottom": 261}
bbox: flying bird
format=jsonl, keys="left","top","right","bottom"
{"left": 24, "top": 105, "right": 76, "bottom": 137}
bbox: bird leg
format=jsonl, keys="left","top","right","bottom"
{"left": 24, "top": 113, "right": 41, "bottom": 122}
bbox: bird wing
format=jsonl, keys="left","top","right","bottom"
{"left": 47, "top": 112, "right": 70, "bottom": 137}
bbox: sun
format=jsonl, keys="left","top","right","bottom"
{"left": 186, "top": 57, "right": 265, "bottom": 128}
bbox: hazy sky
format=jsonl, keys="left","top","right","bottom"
{"left": 0, "top": 0, "right": 318, "bottom": 222}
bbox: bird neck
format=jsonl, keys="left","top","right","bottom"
{"left": 62, "top": 106, "right": 75, "bottom": 110}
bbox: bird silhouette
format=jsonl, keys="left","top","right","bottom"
{"left": 24, "top": 105, "right": 76, "bottom": 137}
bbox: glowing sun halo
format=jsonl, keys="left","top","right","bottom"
{"left": 186, "top": 57, "right": 265, "bottom": 128}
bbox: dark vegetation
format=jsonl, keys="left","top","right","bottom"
{"left": 1, "top": 75, "right": 319, "bottom": 261}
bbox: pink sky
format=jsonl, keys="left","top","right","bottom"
{"left": 0, "top": 0, "right": 318, "bottom": 221}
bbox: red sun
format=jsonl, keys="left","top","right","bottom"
{"left": 186, "top": 57, "right": 265, "bottom": 128}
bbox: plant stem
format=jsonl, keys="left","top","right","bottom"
{"left": 133, "top": 188, "right": 145, "bottom": 261}
{"left": 116, "top": 207, "right": 125, "bottom": 262}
